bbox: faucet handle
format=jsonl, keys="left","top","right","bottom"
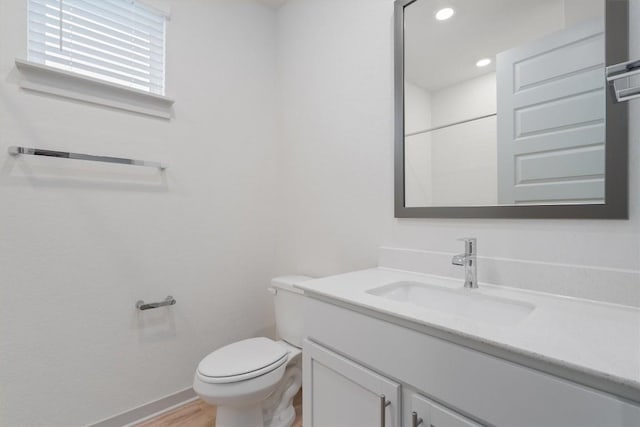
{"left": 457, "top": 237, "right": 477, "bottom": 255}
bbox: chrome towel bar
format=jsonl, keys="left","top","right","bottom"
{"left": 606, "top": 59, "right": 640, "bottom": 103}
{"left": 8, "top": 146, "right": 167, "bottom": 170}
{"left": 136, "top": 296, "right": 176, "bottom": 311}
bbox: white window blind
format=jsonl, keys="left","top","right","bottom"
{"left": 28, "top": 0, "right": 167, "bottom": 95}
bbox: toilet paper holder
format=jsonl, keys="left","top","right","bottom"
{"left": 136, "top": 296, "right": 176, "bottom": 311}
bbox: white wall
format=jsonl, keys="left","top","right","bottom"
{"left": 564, "top": 0, "right": 604, "bottom": 27}
{"left": 276, "top": 0, "right": 395, "bottom": 276}
{"left": 404, "top": 81, "right": 432, "bottom": 206}
{"left": 405, "top": 73, "right": 498, "bottom": 207}
{"left": 0, "top": 1, "right": 279, "bottom": 426}
{"left": 276, "top": 0, "right": 640, "bottom": 288}
{"left": 430, "top": 116, "right": 497, "bottom": 206}
{"left": 430, "top": 73, "right": 496, "bottom": 128}
{"left": 429, "top": 73, "right": 497, "bottom": 206}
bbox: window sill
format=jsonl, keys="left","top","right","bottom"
{"left": 14, "top": 59, "right": 175, "bottom": 119}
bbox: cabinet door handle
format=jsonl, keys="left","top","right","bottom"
{"left": 412, "top": 411, "right": 424, "bottom": 427}
{"left": 379, "top": 395, "right": 391, "bottom": 427}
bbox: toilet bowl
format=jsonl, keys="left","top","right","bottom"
{"left": 193, "top": 276, "right": 311, "bottom": 427}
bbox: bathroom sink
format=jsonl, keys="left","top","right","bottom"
{"left": 367, "top": 281, "right": 535, "bottom": 325}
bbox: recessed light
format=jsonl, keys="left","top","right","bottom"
{"left": 476, "top": 58, "right": 492, "bottom": 68}
{"left": 435, "top": 7, "right": 455, "bottom": 21}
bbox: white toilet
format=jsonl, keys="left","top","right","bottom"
{"left": 193, "top": 276, "right": 311, "bottom": 427}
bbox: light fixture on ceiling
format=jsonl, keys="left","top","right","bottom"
{"left": 476, "top": 58, "right": 492, "bottom": 68}
{"left": 435, "top": 7, "right": 455, "bottom": 21}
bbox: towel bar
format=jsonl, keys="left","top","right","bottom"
{"left": 8, "top": 146, "right": 167, "bottom": 170}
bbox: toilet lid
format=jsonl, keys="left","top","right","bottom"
{"left": 197, "top": 337, "right": 288, "bottom": 382}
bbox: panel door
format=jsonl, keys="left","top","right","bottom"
{"left": 496, "top": 18, "right": 605, "bottom": 204}
{"left": 408, "top": 392, "right": 484, "bottom": 427}
{"left": 303, "top": 339, "right": 401, "bottom": 427}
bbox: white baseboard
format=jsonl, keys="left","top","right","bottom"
{"left": 89, "top": 388, "right": 197, "bottom": 427}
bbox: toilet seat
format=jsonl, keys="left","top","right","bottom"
{"left": 197, "top": 337, "right": 289, "bottom": 384}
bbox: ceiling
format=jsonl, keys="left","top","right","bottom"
{"left": 404, "top": 0, "right": 604, "bottom": 92}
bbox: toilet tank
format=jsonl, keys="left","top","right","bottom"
{"left": 270, "top": 276, "right": 312, "bottom": 348}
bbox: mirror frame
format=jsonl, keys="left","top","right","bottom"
{"left": 394, "top": 0, "right": 629, "bottom": 219}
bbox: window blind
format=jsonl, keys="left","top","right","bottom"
{"left": 28, "top": 0, "right": 167, "bottom": 95}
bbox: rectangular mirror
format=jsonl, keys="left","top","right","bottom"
{"left": 394, "top": 0, "right": 629, "bottom": 218}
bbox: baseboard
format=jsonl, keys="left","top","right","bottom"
{"left": 89, "top": 387, "right": 197, "bottom": 427}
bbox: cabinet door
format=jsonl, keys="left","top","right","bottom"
{"left": 409, "top": 392, "right": 483, "bottom": 427}
{"left": 303, "top": 339, "right": 401, "bottom": 427}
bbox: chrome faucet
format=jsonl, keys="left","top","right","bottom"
{"left": 452, "top": 238, "right": 477, "bottom": 289}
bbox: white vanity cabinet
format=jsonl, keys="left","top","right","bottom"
{"left": 304, "top": 338, "right": 480, "bottom": 427}
{"left": 303, "top": 340, "right": 401, "bottom": 427}
{"left": 302, "top": 296, "right": 640, "bottom": 427}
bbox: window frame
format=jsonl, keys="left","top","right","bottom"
{"left": 18, "top": 0, "right": 174, "bottom": 119}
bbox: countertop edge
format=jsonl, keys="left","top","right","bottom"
{"left": 302, "top": 289, "right": 640, "bottom": 405}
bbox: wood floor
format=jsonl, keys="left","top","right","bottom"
{"left": 136, "top": 391, "right": 302, "bottom": 427}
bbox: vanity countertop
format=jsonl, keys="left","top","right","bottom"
{"left": 296, "top": 268, "right": 640, "bottom": 403}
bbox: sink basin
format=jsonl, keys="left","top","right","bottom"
{"left": 367, "top": 281, "right": 535, "bottom": 325}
